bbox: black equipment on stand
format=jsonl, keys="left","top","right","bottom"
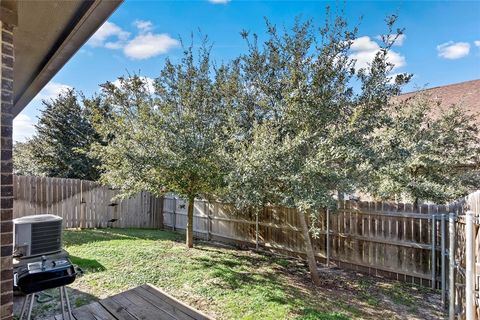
{"left": 14, "top": 255, "right": 78, "bottom": 320}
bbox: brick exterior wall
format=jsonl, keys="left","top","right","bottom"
{"left": 0, "top": 20, "right": 14, "bottom": 320}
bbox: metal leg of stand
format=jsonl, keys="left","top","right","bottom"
{"left": 19, "top": 287, "right": 73, "bottom": 320}
{"left": 60, "top": 286, "right": 67, "bottom": 320}
{"left": 19, "top": 294, "right": 30, "bottom": 319}
{"left": 63, "top": 286, "right": 73, "bottom": 320}
{"left": 26, "top": 293, "right": 35, "bottom": 320}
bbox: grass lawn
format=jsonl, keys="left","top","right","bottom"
{"left": 20, "top": 228, "right": 445, "bottom": 319}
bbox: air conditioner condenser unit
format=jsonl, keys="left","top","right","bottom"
{"left": 13, "top": 214, "right": 63, "bottom": 259}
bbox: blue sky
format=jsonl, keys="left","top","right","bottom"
{"left": 14, "top": 0, "right": 480, "bottom": 142}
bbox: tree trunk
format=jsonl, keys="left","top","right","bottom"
{"left": 414, "top": 197, "right": 419, "bottom": 210}
{"left": 298, "top": 209, "right": 321, "bottom": 286}
{"left": 186, "top": 196, "right": 194, "bottom": 248}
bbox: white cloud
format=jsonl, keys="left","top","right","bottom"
{"left": 89, "top": 21, "right": 130, "bottom": 48}
{"left": 13, "top": 113, "right": 36, "bottom": 142}
{"left": 134, "top": 20, "right": 154, "bottom": 33}
{"left": 349, "top": 36, "right": 406, "bottom": 71}
{"left": 437, "top": 41, "right": 470, "bottom": 59}
{"left": 112, "top": 77, "right": 155, "bottom": 94}
{"left": 124, "top": 33, "right": 179, "bottom": 60}
{"left": 351, "top": 36, "right": 380, "bottom": 51}
{"left": 112, "top": 79, "right": 122, "bottom": 88}
{"left": 33, "top": 82, "right": 72, "bottom": 102}
{"left": 474, "top": 40, "right": 480, "bottom": 47}
{"left": 375, "top": 34, "right": 406, "bottom": 46}
{"left": 104, "top": 41, "right": 124, "bottom": 50}
{"left": 208, "top": 0, "right": 231, "bottom": 3}
{"left": 79, "top": 49, "right": 93, "bottom": 57}
{"left": 89, "top": 20, "right": 177, "bottom": 59}
{"left": 144, "top": 77, "right": 155, "bottom": 93}
{"left": 387, "top": 73, "right": 399, "bottom": 84}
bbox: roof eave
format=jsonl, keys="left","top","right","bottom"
{"left": 12, "top": 0, "right": 123, "bottom": 118}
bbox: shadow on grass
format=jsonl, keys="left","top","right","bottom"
{"left": 69, "top": 255, "right": 106, "bottom": 273}
{"left": 298, "top": 309, "right": 350, "bottom": 320}
{"left": 190, "top": 246, "right": 359, "bottom": 319}
{"left": 194, "top": 245, "right": 275, "bottom": 266}
{"left": 189, "top": 243, "right": 429, "bottom": 319}
{"left": 13, "top": 286, "right": 97, "bottom": 320}
{"left": 63, "top": 228, "right": 182, "bottom": 247}
{"left": 62, "top": 229, "right": 443, "bottom": 319}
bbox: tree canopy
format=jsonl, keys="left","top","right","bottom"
{"left": 222, "top": 14, "right": 411, "bottom": 284}
{"left": 13, "top": 141, "right": 43, "bottom": 176}
{"left": 13, "top": 89, "right": 102, "bottom": 180}
{"left": 367, "top": 93, "right": 480, "bottom": 205}
{"left": 90, "top": 42, "right": 231, "bottom": 247}
{"left": 12, "top": 11, "right": 480, "bottom": 286}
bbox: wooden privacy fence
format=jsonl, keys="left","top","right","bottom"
{"left": 13, "top": 175, "right": 163, "bottom": 229}
{"left": 162, "top": 195, "right": 452, "bottom": 288}
{"left": 449, "top": 191, "right": 480, "bottom": 320}
{"left": 17, "top": 174, "right": 480, "bottom": 317}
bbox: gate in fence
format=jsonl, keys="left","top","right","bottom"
{"left": 449, "top": 191, "right": 480, "bottom": 320}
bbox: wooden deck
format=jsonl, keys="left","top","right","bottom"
{"left": 47, "top": 284, "right": 213, "bottom": 320}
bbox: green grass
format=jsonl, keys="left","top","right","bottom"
{"left": 60, "top": 228, "right": 443, "bottom": 320}
{"left": 356, "top": 279, "right": 381, "bottom": 307}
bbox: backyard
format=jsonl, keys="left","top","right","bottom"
{"left": 15, "top": 228, "right": 445, "bottom": 320}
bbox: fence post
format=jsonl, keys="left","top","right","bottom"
{"left": 173, "top": 197, "right": 176, "bottom": 231}
{"left": 448, "top": 212, "right": 456, "bottom": 320}
{"left": 326, "top": 208, "right": 330, "bottom": 267}
{"left": 255, "top": 209, "right": 259, "bottom": 250}
{"left": 441, "top": 214, "right": 446, "bottom": 307}
{"left": 80, "top": 180, "right": 83, "bottom": 228}
{"left": 207, "top": 202, "right": 211, "bottom": 241}
{"left": 465, "top": 210, "right": 475, "bottom": 320}
{"left": 432, "top": 214, "right": 437, "bottom": 289}
{"left": 160, "top": 196, "right": 165, "bottom": 229}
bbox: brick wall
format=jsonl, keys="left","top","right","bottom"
{"left": 0, "top": 20, "right": 14, "bottom": 320}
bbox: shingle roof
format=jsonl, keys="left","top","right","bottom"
{"left": 397, "top": 79, "right": 480, "bottom": 119}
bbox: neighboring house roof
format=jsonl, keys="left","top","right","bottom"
{"left": 7, "top": 0, "right": 123, "bottom": 118}
{"left": 397, "top": 79, "right": 480, "bottom": 119}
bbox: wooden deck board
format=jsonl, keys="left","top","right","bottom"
{"left": 99, "top": 297, "right": 138, "bottom": 320}
{"left": 51, "top": 284, "right": 213, "bottom": 320}
{"left": 112, "top": 289, "right": 177, "bottom": 320}
{"left": 132, "top": 286, "right": 195, "bottom": 320}
{"left": 71, "top": 307, "right": 97, "bottom": 320}
{"left": 143, "top": 284, "right": 211, "bottom": 320}
{"left": 82, "top": 301, "right": 118, "bottom": 320}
